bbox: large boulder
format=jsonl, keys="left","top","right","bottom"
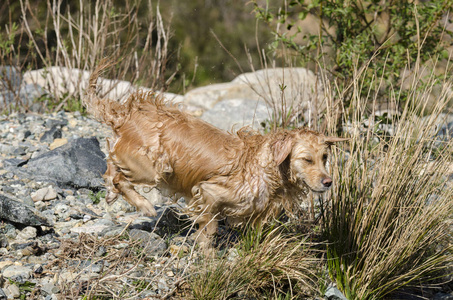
{"left": 184, "top": 82, "right": 257, "bottom": 110}
{"left": 23, "top": 67, "right": 183, "bottom": 104}
{"left": 232, "top": 68, "right": 325, "bottom": 119}
{"left": 14, "top": 137, "right": 107, "bottom": 190}
{"left": 186, "top": 68, "right": 326, "bottom": 124}
{"left": 201, "top": 98, "right": 269, "bottom": 131}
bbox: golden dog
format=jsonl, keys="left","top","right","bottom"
{"left": 84, "top": 63, "right": 346, "bottom": 246}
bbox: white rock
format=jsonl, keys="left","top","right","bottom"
{"left": 185, "top": 67, "right": 325, "bottom": 123}
{"left": 232, "top": 68, "right": 325, "bottom": 121}
{"left": 16, "top": 226, "right": 37, "bottom": 240}
{"left": 22, "top": 66, "right": 183, "bottom": 104}
{"left": 3, "top": 264, "right": 32, "bottom": 279}
{"left": 184, "top": 82, "right": 254, "bottom": 110}
{"left": 31, "top": 186, "right": 58, "bottom": 202}
{"left": 5, "top": 284, "right": 21, "bottom": 299}
{"left": 70, "top": 224, "right": 109, "bottom": 234}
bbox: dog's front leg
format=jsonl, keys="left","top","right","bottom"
{"left": 104, "top": 158, "right": 120, "bottom": 204}
{"left": 113, "top": 172, "right": 157, "bottom": 217}
{"left": 189, "top": 183, "right": 223, "bottom": 250}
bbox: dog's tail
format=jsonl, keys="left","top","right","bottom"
{"left": 84, "top": 59, "right": 131, "bottom": 130}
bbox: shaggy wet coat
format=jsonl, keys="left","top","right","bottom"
{"left": 84, "top": 63, "right": 346, "bottom": 245}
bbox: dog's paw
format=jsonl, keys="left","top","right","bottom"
{"left": 140, "top": 203, "right": 157, "bottom": 217}
{"left": 105, "top": 191, "right": 118, "bottom": 204}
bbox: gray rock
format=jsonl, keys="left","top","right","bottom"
{"left": 0, "top": 68, "right": 45, "bottom": 111}
{"left": 129, "top": 229, "right": 167, "bottom": 255}
{"left": 325, "top": 285, "right": 348, "bottom": 300}
{"left": 41, "top": 283, "right": 60, "bottom": 296}
{"left": 2, "top": 158, "right": 27, "bottom": 168}
{"left": 19, "top": 84, "right": 45, "bottom": 112}
{"left": 40, "top": 125, "right": 63, "bottom": 143}
{"left": 0, "top": 143, "right": 15, "bottom": 155}
{"left": 17, "top": 137, "right": 107, "bottom": 189}
{"left": 184, "top": 82, "right": 252, "bottom": 110}
{"left": 0, "top": 234, "right": 8, "bottom": 248}
{"left": 422, "top": 113, "right": 453, "bottom": 142}
{"left": 157, "top": 278, "right": 169, "bottom": 292}
{"left": 16, "top": 226, "right": 37, "bottom": 240}
{"left": 434, "top": 292, "right": 453, "bottom": 300}
{"left": 4, "top": 284, "right": 20, "bottom": 299}
{"left": 0, "top": 193, "right": 51, "bottom": 226}
{"left": 0, "top": 66, "right": 21, "bottom": 91}
{"left": 0, "top": 287, "right": 6, "bottom": 300}
{"left": 201, "top": 98, "right": 269, "bottom": 131}
{"left": 2, "top": 264, "right": 32, "bottom": 279}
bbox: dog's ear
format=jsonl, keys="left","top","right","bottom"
{"left": 324, "top": 136, "right": 349, "bottom": 146}
{"left": 272, "top": 136, "right": 293, "bottom": 165}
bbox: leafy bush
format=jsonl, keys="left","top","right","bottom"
{"left": 252, "top": 0, "right": 453, "bottom": 109}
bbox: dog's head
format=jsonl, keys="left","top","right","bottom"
{"left": 272, "top": 129, "right": 347, "bottom": 193}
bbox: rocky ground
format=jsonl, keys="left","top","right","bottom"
{"left": 1, "top": 66, "right": 453, "bottom": 299}
{"left": 0, "top": 111, "right": 202, "bottom": 299}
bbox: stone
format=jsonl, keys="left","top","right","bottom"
{"left": 433, "top": 292, "right": 453, "bottom": 300}
{"left": 0, "top": 66, "right": 21, "bottom": 91}
{"left": 129, "top": 229, "right": 167, "bottom": 255}
{"left": 19, "top": 84, "right": 45, "bottom": 110}
{"left": 3, "top": 264, "right": 32, "bottom": 279}
{"left": 201, "top": 98, "right": 269, "bottom": 131}
{"left": 0, "top": 260, "right": 14, "bottom": 270}
{"left": 49, "top": 138, "right": 68, "bottom": 150}
{"left": 4, "top": 284, "right": 20, "bottom": 299}
{"left": 58, "top": 271, "right": 77, "bottom": 282}
{"left": 17, "top": 137, "right": 106, "bottom": 189}
{"left": 41, "top": 283, "right": 59, "bottom": 296}
{"left": 16, "top": 226, "right": 37, "bottom": 240}
{"left": 31, "top": 186, "right": 58, "bottom": 202}
{"left": 0, "top": 193, "right": 51, "bottom": 226}
{"left": 70, "top": 224, "right": 111, "bottom": 234}
{"left": 157, "top": 278, "right": 169, "bottom": 292}
{"left": 0, "top": 234, "right": 8, "bottom": 248}
{"left": 184, "top": 82, "right": 253, "bottom": 110}
{"left": 23, "top": 67, "right": 136, "bottom": 102}
{"left": 40, "top": 125, "right": 63, "bottom": 143}
{"left": 237, "top": 68, "right": 324, "bottom": 119}
{"left": 325, "top": 285, "right": 348, "bottom": 300}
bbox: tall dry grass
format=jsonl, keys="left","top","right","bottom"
{"left": 321, "top": 58, "right": 453, "bottom": 298}
{"left": 189, "top": 226, "right": 321, "bottom": 299}
{"left": 1, "top": 0, "right": 175, "bottom": 112}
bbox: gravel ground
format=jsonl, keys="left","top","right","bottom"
{"left": 1, "top": 111, "right": 453, "bottom": 300}
{"left": 0, "top": 111, "right": 197, "bottom": 299}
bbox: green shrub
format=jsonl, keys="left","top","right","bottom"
{"left": 252, "top": 0, "right": 453, "bottom": 110}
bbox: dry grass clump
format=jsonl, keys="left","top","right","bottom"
{"left": 52, "top": 231, "right": 173, "bottom": 299}
{"left": 188, "top": 226, "right": 321, "bottom": 300}
{"left": 1, "top": 0, "right": 175, "bottom": 113}
{"left": 321, "top": 61, "right": 453, "bottom": 299}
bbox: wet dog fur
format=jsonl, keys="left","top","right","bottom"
{"left": 84, "top": 63, "right": 347, "bottom": 247}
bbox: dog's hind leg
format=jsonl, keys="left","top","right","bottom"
{"left": 113, "top": 172, "right": 157, "bottom": 217}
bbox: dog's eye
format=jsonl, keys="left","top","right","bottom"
{"left": 303, "top": 158, "right": 313, "bottom": 163}
{"left": 322, "top": 154, "right": 328, "bottom": 161}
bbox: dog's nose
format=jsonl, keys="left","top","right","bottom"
{"left": 322, "top": 177, "right": 332, "bottom": 187}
